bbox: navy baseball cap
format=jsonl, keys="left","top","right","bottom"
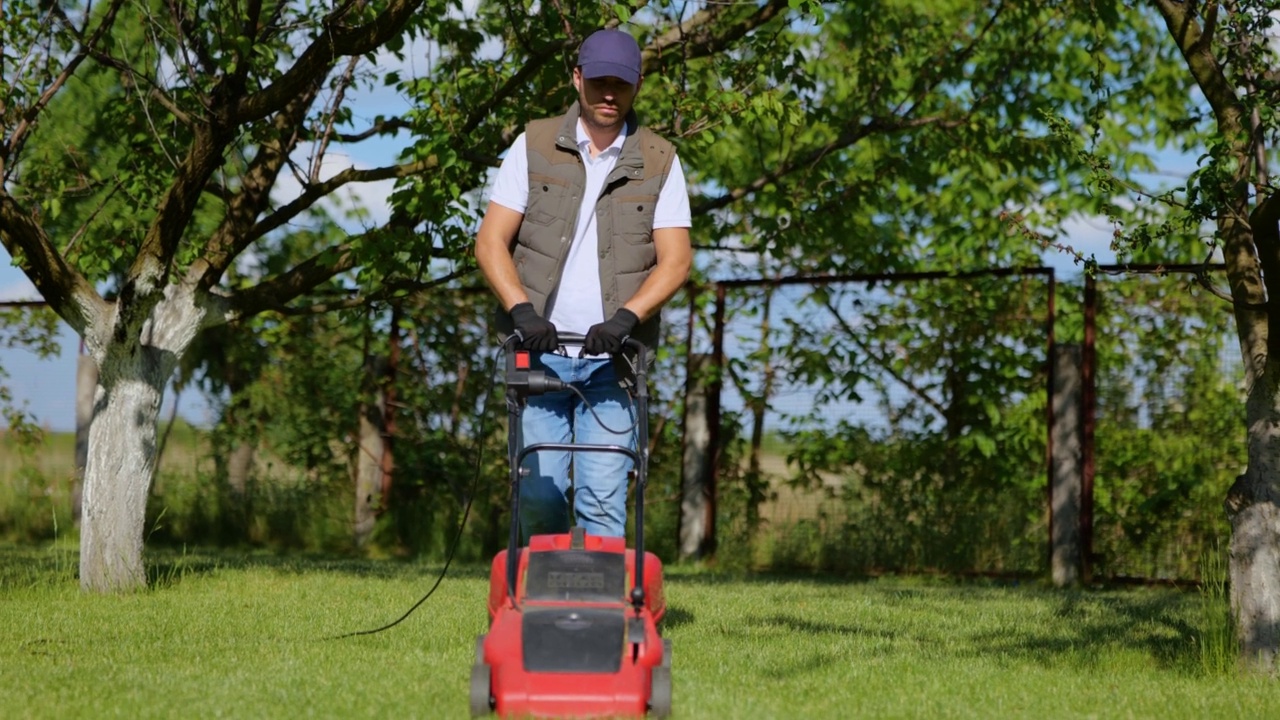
{"left": 577, "top": 29, "right": 642, "bottom": 86}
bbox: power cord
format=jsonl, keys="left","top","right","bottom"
{"left": 328, "top": 338, "right": 637, "bottom": 640}
{"left": 328, "top": 338, "right": 514, "bottom": 640}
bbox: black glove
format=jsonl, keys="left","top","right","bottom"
{"left": 583, "top": 308, "right": 639, "bottom": 355}
{"left": 509, "top": 302, "right": 559, "bottom": 352}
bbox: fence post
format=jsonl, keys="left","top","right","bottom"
{"left": 1051, "top": 342, "right": 1084, "bottom": 587}
{"left": 354, "top": 355, "right": 387, "bottom": 547}
{"left": 679, "top": 353, "right": 714, "bottom": 559}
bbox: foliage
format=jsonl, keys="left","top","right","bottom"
{"left": 1091, "top": 271, "right": 1242, "bottom": 580}
{"left": 1198, "top": 540, "right": 1238, "bottom": 675}
{"left": 0, "top": 0, "right": 1256, "bottom": 604}
{"left": 705, "top": 271, "right": 1051, "bottom": 574}
{"left": 0, "top": 305, "right": 62, "bottom": 435}
{"left": 0, "top": 424, "right": 66, "bottom": 543}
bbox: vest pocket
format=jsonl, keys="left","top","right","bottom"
{"left": 526, "top": 173, "right": 571, "bottom": 227}
{"left": 612, "top": 194, "right": 659, "bottom": 245}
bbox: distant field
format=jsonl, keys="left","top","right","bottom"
{"left": 1, "top": 424, "right": 214, "bottom": 543}
{"left": 0, "top": 423, "right": 210, "bottom": 484}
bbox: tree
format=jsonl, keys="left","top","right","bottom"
{"left": 0, "top": 0, "right": 816, "bottom": 591}
{"left": 1112, "top": 1, "right": 1280, "bottom": 671}
{"left": 666, "top": 1, "right": 1184, "bottom": 570}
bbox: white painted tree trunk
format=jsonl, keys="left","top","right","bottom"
{"left": 1230, "top": 499, "right": 1280, "bottom": 671}
{"left": 353, "top": 401, "right": 386, "bottom": 547}
{"left": 79, "top": 369, "right": 166, "bottom": 591}
{"left": 1229, "top": 379, "right": 1280, "bottom": 672}
{"left": 78, "top": 283, "right": 205, "bottom": 592}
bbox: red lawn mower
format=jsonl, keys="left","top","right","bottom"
{"left": 469, "top": 334, "right": 672, "bottom": 719}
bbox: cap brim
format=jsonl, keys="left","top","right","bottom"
{"left": 579, "top": 62, "right": 640, "bottom": 86}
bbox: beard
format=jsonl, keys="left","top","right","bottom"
{"left": 581, "top": 104, "right": 625, "bottom": 132}
{"left": 577, "top": 89, "right": 628, "bottom": 133}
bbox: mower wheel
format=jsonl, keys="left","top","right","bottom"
{"left": 661, "top": 638, "right": 672, "bottom": 669}
{"left": 649, "top": 665, "right": 672, "bottom": 718}
{"left": 469, "top": 663, "right": 492, "bottom": 717}
{"left": 474, "top": 634, "right": 487, "bottom": 664}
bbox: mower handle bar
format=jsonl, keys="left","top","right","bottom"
{"left": 515, "top": 442, "right": 639, "bottom": 472}
{"left": 502, "top": 331, "right": 653, "bottom": 612}
{"left": 520, "top": 332, "right": 647, "bottom": 367}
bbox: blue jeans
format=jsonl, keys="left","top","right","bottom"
{"left": 519, "top": 352, "right": 636, "bottom": 542}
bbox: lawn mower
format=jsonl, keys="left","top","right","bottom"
{"left": 469, "top": 334, "right": 671, "bottom": 719}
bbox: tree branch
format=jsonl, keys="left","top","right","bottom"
{"left": 197, "top": 82, "right": 326, "bottom": 287}
{"left": 241, "top": 156, "right": 442, "bottom": 249}
{"left": 644, "top": 0, "right": 790, "bottom": 66}
{"left": 221, "top": 243, "right": 360, "bottom": 321}
{"left": 257, "top": 268, "right": 476, "bottom": 317}
{"left": 218, "top": 233, "right": 471, "bottom": 322}
{"left": 0, "top": 192, "right": 107, "bottom": 334}
{"left": 821, "top": 293, "right": 950, "bottom": 420}
{"left": 692, "top": 113, "right": 959, "bottom": 216}
{"left": 234, "top": 0, "right": 425, "bottom": 124}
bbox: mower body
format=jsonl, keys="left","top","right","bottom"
{"left": 471, "top": 337, "right": 670, "bottom": 718}
{"left": 471, "top": 529, "right": 670, "bottom": 718}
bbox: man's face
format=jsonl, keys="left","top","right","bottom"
{"left": 573, "top": 68, "right": 641, "bottom": 133}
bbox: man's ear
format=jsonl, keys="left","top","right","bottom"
{"left": 572, "top": 66, "right": 583, "bottom": 92}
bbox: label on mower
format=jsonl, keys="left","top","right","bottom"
{"left": 524, "top": 550, "right": 626, "bottom": 603}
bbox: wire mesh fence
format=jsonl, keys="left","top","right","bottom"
{"left": 691, "top": 270, "right": 1055, "bottom": 575}
{"left": 1086, "top": 266, "right": 1241, "bottom": 581}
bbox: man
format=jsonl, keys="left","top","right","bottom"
{"left": 475, "top": 28, "right": 693, "bottom": 542}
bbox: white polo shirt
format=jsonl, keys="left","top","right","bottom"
{"left": 489, "top": 120, "right": 691, "bottom": 335}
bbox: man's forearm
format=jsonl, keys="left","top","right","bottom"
{"left": 476, "top": 242, "right": 528, "bottom": 311}
{"left": 474, "top": 202, "right": 529, "bottom": 311}
{"left": 622, "top": 247, "right": 691, "bottom": 320}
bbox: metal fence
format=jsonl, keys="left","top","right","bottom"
{"left": 688, "top": 269, "right": 1056, "bottom": 575}
{"left": 1084, "top": 265, "right": 1240, "bottom": 581}
{"left": 1, "top": 265, "right": 1247, "bottom": 582}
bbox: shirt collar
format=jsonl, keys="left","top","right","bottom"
{"left": 575, "top": 118, "right": 631, "bottom": 156}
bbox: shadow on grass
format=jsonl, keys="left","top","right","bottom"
{"left": 966, "top": 590, "right": 1200, "bottom": 673}
{"left": 663, "top": 605, "right": 696, "bottom": 631}
{"left": 713, "top": 576, "right": 1202, "bottom": 677}
{"left": 0, "top": 543, "right": 495, "bottom": 590}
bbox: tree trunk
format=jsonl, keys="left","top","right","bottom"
{"left": 1225, "top": 183, "right": 1280, "bottom": 671}
{"left": 73, "top": 351, "right": 98, "bottom": 525}
{"left": 679, "top": 354, "right": 714, "bottom": 560}
{"left": 353, "top": 405, "right": 385, "bottom": 547}
{"left": 1227, "top": 369, "right": 1280, "bottom": 672}
{"left": 354, "top": 356, "right": 387, "bottom": 547}
{"left": 227, "top": 441, "right": 256, "bottom": 497}
{"left": 77, "top": 284, "right": 202, "bottom": 592}
{"left": 1050, "top": 343, "right": 1083, "bottom": 588}
{"left": 78, "top": 355, "right": 170, "bottom": 592}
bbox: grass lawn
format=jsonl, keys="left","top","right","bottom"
{"left": 2, "top": 542, "right": 1278, "bottom": 719}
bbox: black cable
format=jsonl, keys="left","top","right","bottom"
{"left": 562, "top": 382, "right": 640, "bottom": 437}
{"left": 560, "top": 344, "right": 642, "bottom": 436}
{"left": 328, "top": 339, "right": 514, "bottom": 640}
